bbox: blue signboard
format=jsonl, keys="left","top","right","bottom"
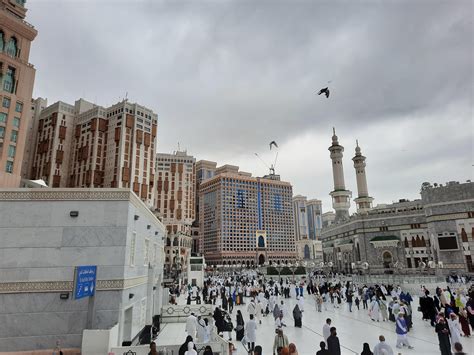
{"left": 74, "top": 265, "right": 97, "bottom": 300}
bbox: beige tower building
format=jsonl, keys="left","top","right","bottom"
{"left": 352, "top": 140, "right": 374, "bottom": 213}
{"left": 155, "top": 151, "right": 196, "bottom": 278}
{"left": 21, "top": 97, "right": 46, "bottom": 179}
{"left": 30, "top": 101, "right": 77, "bottom": 187}
{"left": 69, "top": 102, "right": 108, "bottom": 187}
{"left": 27, "top": 98, "right": 158, "bottom": 206}
{"left": 328, "top": 128, "right": 351, "bottom": 222}
{"left": 0, "top": 0, "right": 37, "bottom": 187}
{"left": 193, "top": 160, "right": 217, "bottom": 254}
{"left": 103, "top": 100, "right": 157, "bottom": 206}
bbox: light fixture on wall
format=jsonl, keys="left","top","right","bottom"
{"left": 147, "top": 225, "right": 151, "bottom": 230}
{"left": 155, "top": 231, "right": 159, "bottom": 236}
{"left": 70, "top": 211, "right": 79, "bottom": 217}
{"left": 60, "top": 292, "right": 69, "bottom": 300}
{"left": 134, "top": 215, "right": 139, "bottom": 221}
{"left": 129, "top": 293, "right": 135, "bottom": 299}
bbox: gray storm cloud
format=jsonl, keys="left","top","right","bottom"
{"left": 28, "top": 0, "right": 472, "bottom": 211}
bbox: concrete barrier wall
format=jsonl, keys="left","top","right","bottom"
{"left": 111, "top": 341, "right": 227, "bottom": 355}
{"left": 81, "top": 324, "right": 119, "bottom": 355}
{"left": 0, "top": 349, "right": 80, "bottom": 355}
{"left": 161, "top": 304, "right": 213, "bottom": 323}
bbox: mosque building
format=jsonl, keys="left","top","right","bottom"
{"left": 321, "top": 129, "right": 473, "bottom": 275}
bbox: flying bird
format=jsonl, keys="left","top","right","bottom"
{"left": 317, "top": 87, "right": 330, "bottom": 98}
{"left": 269, "top": 141, "right": 278, "bottom": 150}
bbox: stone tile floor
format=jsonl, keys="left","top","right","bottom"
{"left": 158, "top": 293, "right": 474, "bottom": 355}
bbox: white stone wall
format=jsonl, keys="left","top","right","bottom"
{"left": 0, "top": 189, "right": 166, "bottom": 352}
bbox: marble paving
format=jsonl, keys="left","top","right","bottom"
{"left": 162, "top": 293, "right": 474, "bottom": 355}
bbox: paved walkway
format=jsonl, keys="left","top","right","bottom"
{"left": 169, "top": 292, "right": 473, "bottom": 354}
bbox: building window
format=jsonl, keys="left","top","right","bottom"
{"left": 15, "top": 102, "right": 22, "bottom": 113}
{"left": 0, "top": 126, "right": 4, "bottom": 138}
{"left": 129, "top": 232, "right": 136, "bottom": 266}
{"left": 3, "top": 68, "right": 15, "bottom": 93}
{"left": 5, "top": 37, "right": 17, "bottom": 57}
{"left": 0, "top": 112, "right": 6, "bottom": 123}
{"left": 13, "top": 117, "right": 20, "bottom": 128}
{"left": 0, "top": 32, "right": 3, "bottom": 51}
{"left": 7, "top": 145, "right": 15, "bottom": 158}
{"left": 15, "top": 0, "right": 26, "bottom": 7}
{"left": 3, "top": 97, "right": 10, "bottom": 108}
{"left": 10, "top": 130, "right": 17, "bottom": 142}
{"left": 5, "top": 160, "right": 13, "bottom": 173}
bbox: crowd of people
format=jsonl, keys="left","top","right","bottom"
{"left": 164, "top": 271, "right": 474, "bottom": 355}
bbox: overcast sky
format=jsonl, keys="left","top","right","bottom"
{"left": 27, "top": 0, "right": 472, "bottom": 212}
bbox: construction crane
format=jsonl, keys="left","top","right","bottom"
{"left": 255, "top": 141, "right": 279, "bottom": 176}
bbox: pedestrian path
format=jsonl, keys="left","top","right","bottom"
{"left": 170, "top": 291, "right": 473, "bottom": 354}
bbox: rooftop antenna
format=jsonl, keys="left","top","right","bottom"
{"left": 125, "top": 92, "right": 128, "bottom": 101}
{"left": 177, "top": 142, "right": 180, "bottom": 151}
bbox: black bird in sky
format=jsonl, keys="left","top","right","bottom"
{"left": 269, "top": 141, "right": 278, "bottom": 150}
{"left": 317, "top": 87, "right": 330, "bottom": 98}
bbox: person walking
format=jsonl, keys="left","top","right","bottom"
{"left": 361, "top": 343, "right": 373, "bottom": 355}
{"left": 447, "top": 313, "right": 462, "bottom": 348}
{"left": 273, "top": 329, "right": 289, "bottom": 355}
{"left": 323, "top": 318, "right": 332, "bottom": 344}
{"left": 292, "top": 303, "right": 302, "bottom": 328}
{"left": 379, "top": 299, "right": 389, "bottom": 322}
{"left": 395, "top": 313, "right": 414, "bottom": 349}
{"left": 372, "top": 335, "right": 394, "bottom": 355}
{"left": 235, "top": 310, "right": 245, "bottom": 341}
{"left": 435, "top": 315, "right": 452, "bottom": 355}
{"left": 255, "top": 299, "right": 263, "bottom": 324}
{"left": 327, "top": 327, "right": 341, "bottom": 355}
{"left": 316, "top": 342, "right": 330, "bottom": 355}
{"left": 369, "top": 297, "right": 381, "bottom": 322}
{"left": 346, "top": 291, "right": 353, "bottom": 312}
{"left": 185, "top": 313, "right": 198, "bottom": 339}
{"left": 245, "top": 314, "right": 257, "bottom": 354}
{"left": 228, "top": 294, "right": 234, "bottom": 314}
{"left": 288, "top": 343, "right": 299, "bottom": 355}
{"left": 248, "top": 298, "right": 257, "bottom": 318}
{"left": 196, "top": 316, "right": 208, "bottom": 343}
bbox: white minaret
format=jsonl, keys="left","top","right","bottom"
{"left": 328, "top": 128, "right": 351, "bottom": 222}
{"left": 352, "top": 140, "right": 374, "bottom": 214}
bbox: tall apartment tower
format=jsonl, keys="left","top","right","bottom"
{"left": 200, "top": 166, "right": 296, "bottom": 266}
{"left": 0, "top": 0, "right": 37, "bottom": 187}
{"left": 307, "top": 199, "right": 322, "bottom": 240}
{"left": 103, "top": 100, "right": 157, "bottom": 206}
{"left": 193, "top": 160, "right": 217, "bottom": 254}
{"left": 69, "top": 102, "right": 107, "bottom": 187}
{"left": 328, "top": 128, "right": 351, "bottom": 222}
{"left": 30, "top": 101, "right": 78, "bottom": 187}
{"left": 155, "top": 151, "right": 196, "bottom": 276}
{"left": 293, "top": 195, "right": 309, "bottom": 240}
{"left": 21, "top": 97, "right": 46, "bottom": 179}
{"left": 27, "top": 98, "right": 158, "bottom": 206}
{"left": 352, "top": 140, "right": 374, "bottom": 213}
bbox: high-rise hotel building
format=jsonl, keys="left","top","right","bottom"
{"left": 199, "top": 166, "right": 296, "bottom": 266}
{"left": 155, "top": 151, "right": 195, "bottom": 276}
{"left": 0, "top": 0, "right": 37, "bottom": 187}
{"left": 27, "top": 98, "right": 158, "bottom": 206}
{"left": 293, "top": 195, "right": 323, "bottom": 261}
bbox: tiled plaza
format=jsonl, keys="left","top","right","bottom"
{"left": 158, "top": 290, "right": 474, "bottom": 355}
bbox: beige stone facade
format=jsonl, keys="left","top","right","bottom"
{"left": 30, "top": 100, "right": 77, "bottom": 187}
{"left": 26, "top": 98, "right": 158, "bottom": 206}
{"left": 199, "top": 167, "right": 296, "bottom": 266}
{"left": 0, "top": 0, "right": 37, "bottom": 187}
{"left": 155, "top": 151, "right": 196, "bottom": 277}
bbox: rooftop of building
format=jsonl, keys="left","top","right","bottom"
{"left": 156, "top": 150, "right": 195, "bottom": 161}
{"left": 421, "top": 180, "right": 474, "bottom": 204}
